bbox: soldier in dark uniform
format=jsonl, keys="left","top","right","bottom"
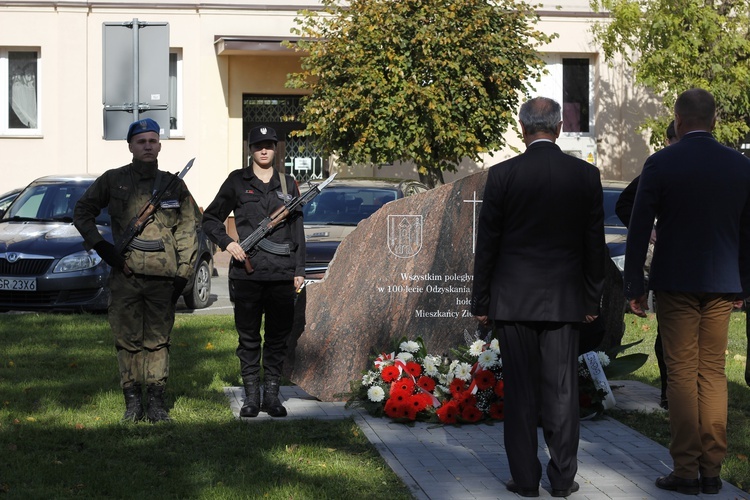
{"left": 202, "top": 125, "right": 305, "bottom": 418}
{"left": 74, "top": 118, "right": 198, "bottom": 423}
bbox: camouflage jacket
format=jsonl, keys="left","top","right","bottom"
{"left": 74, "top": 159, "right": 198, "bottom": 280}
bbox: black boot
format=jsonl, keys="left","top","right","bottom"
{"left": 240, "top": 375, "right": 261, "bottom": 418}
{"left": 261, "top": 376, "right": 287, "bottom": 417}
{"left": 122, "top": 384, "right": 144, "bottom": 422}
{"left": 146, "top": 385, "right": 171, "bottom": 423}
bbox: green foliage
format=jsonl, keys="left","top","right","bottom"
{"left": 285, "top": 0, "right": 555, "bottom": 186}
{"left": 590, "top": 0, "right": 750, "bottom": 148}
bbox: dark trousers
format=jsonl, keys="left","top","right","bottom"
{"left": 496, "top": 321, "right": 580, "bottom": 491}
{"left": 233, "top": 279, "right": 296, "bottom": 379}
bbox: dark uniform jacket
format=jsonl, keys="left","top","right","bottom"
{"left": 74, "top": 160, "right": 198, "bottom": 281}
{"left": 624, "top": 131, "right": 750, "bottom": 298}
{"left": 202, "top": 168, "right": 305, "bottom": 281}
{"left": 471, "top": 140, "right": 606, "bottom": 322}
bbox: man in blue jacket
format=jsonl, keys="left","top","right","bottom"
{"left": 624, "top": 88, "right": 750, "bottom": 495}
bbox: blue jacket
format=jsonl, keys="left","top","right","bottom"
{"left": 624, "top": 131, "right": 750, "bottom": 298}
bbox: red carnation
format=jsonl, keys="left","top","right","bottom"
{"left": 384, "top": 398, "right": 404, "bottom": 418}
{"left": 381, "top": 365, "right": 400, "bottom": 383}
{"left": 396, "top": 403, "right": 418, "bottom": 421}
{"left": 389, "top": 389, "right": 410, "bottom": 404}
{"left": 409, "top": 393, "right": 432, "bottom": 412}
{"left": 405, "top": 361, "right": 422, "bottom": 377}
{"left": 461, "top": 405, "right": 483, "bottom": 423}
{"left": 494, "top": 379, "right": 505, "bottom": 397}
{"left": 489, "top": 402, "right": 505, "bottom": 420}
{"left": 391, "top": 377, "right": 415, "bottom": 395}
{"left": 417, "top": 376, "right": 436, "bottom": 392}
{"left": 474, "top": 369, "right": 495, "bottom": 391}
{"left": 436, "top": 400, "right": 460, "bottom": 424}
{"left": 449, "top": 378, "right": 466, "bottom": 398}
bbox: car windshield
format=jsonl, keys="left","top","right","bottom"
{"left": 303, "top": 187, "right": 398, "bottom": 225}
{"left": 3, "top": 183, "right": 110, "bottom": 225}
{"left": 603, "top": 188, "right": 625, "bottom": 228}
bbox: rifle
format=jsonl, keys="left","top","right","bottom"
{"left": 239, "top": 173, "right": 337, "bottom": 273}
{"left": 115, "top": 158, "right": 195, "bottom": 276}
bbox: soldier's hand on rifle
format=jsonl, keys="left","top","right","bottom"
{"left": 172, "top": 276, "right": 188, "bottom": 305}
{"left": 94, "top": 241, "right": 126, "bottom": 271}
{"left": 226, "top": 241, "right": 246, "bottom": 262}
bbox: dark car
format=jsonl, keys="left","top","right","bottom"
{"left": 0, "top": 174, "right": 214, "bottom": 312}
{"left": 302, "top": 177, "right": 430, "bottom": 281}
{"left": 0, "top": 188, "right": 21, "bottom": 214}
{"left": 602, "top": 179, "right": 630, "bottom": 272}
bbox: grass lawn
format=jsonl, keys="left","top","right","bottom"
{"left": 1, "top": 311, "right": 748, "bottom": 497}
{"left": 607, "top": 311, "right": 750, "bottom": 494}
{"left": 0, "top": 313, "right": 412, "bottom": 499}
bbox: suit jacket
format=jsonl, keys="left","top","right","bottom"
{"left": 471, "top": 140, "right": 606, "bottom": 322}
{"left": 624, "top": 131, "right": 750, "bottom": 298}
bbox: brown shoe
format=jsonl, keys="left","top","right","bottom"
{"left": 655, "top": 473, "right": 699, "bottom": 495}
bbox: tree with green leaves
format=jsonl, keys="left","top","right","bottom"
{"left": 285, "top": 0, "right": 554, "bottom": 187}
{"left": 590, "top": 0, "right": 750, "bottom": 148}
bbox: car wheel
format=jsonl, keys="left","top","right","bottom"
{"left": 184, "top": 259, "right": 211, "bottom": 309}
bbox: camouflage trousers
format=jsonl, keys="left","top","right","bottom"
{"left": 108, "top": 271, "right": 176, "bottom": 388}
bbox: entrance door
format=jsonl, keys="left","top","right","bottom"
{"left": 243, "top": 95, "right": 326, "bottom": 182}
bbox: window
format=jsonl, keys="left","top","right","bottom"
{"left": 168, "top": 49, "right": 183, "bottom": 136}
{"left": 533, "top": 54, "right": 593, "bottom": 136}
{"left": 562, "top": 58, "right": 589, "bottom": 133}
{"left": 1, "top": 49, "right": 40, "bottom": 135}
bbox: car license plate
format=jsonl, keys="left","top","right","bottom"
{"left": 0, "top": 277, "right": 37, "bottom": 291}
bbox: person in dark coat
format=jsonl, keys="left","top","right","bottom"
{"left": 624, "top": 88, "right": 750, "bottom": 495}
{"left": 471, "top": 96, "right": 606, "bottom": 498}
{"left": 615, "top": 120, "right": 678, "bottom": 410}
{"left": 202, "top": 125, "right": 305, "bottom": 418}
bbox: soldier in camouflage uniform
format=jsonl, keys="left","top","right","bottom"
{"left": 74, "top": 118, "right": 198, "bottom": 423}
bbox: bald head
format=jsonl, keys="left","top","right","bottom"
{"left": 674, "top": 88, "right": 716, "bottom": 137}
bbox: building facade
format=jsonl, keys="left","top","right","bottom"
{"left": 0, "top": 0, "right": 657, "bottom": 208}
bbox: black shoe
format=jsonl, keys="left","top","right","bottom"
{"left": 551, "top": 481, "right": 580, "bottom": 497}
{"left": 506, "top": 479, "right": 539, "bottom": 497}
{"left": 146, "top": 385, "right": 172, "bottom": 423}
{"left": 122, "top": 384, "right": 144, "bottom": 422}
{"left": 260, "top": 376, "right": 288, "bottom": 417}
{"left": 655, "top": 473, "right": 699, "bottom": 495}
{"left": 700, "top": 476, "right": 722, "bottom": 495}
{"left": 240, "top": 376, "right": 261, "bottom": 418}
{"left": 659, "top": 397, "right": 669, "bottom": 410}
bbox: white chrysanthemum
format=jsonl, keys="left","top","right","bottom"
{"left": 448, "top": 359, "right": 459, "bottom": 372}
{"left": 396, "top": 352, "right": 413, "bottom": 362}
{"left": 469, "top": 339, "right": 485, "bottom": 356}
{"left": 423, "top": 355, "right": 440, "bottom": 377}
{"left": 367, "top": 385, "right": 385, "bottom": 403}
{"left": 597, "top": 352, "right": 611, "bottom": 367}
{"left": 489, "top": 338, "right": 500, "bottom": 353}
{"left": 477, "top": 349, "right": 499, "bottom": 369}
{"left": 361, "top": 371, "right": 378, "bottom": 386}
{"left": 400, "top": 340, "right": 420, "bottom": 353}
{"left": 454, "top": 362, "right": 473, "bottom": 381}
{"left": 438, "top": 371, "right": 454, "bottom": 385}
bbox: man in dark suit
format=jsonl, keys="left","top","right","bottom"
{"left": 471, "top": 96, "right": 606, "bottom": 498}
{"left": 615, "top": 120, "right": 678, "bottom": 410}
{"left": 624, "top": 88, "right": 750, "bottom": 495}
